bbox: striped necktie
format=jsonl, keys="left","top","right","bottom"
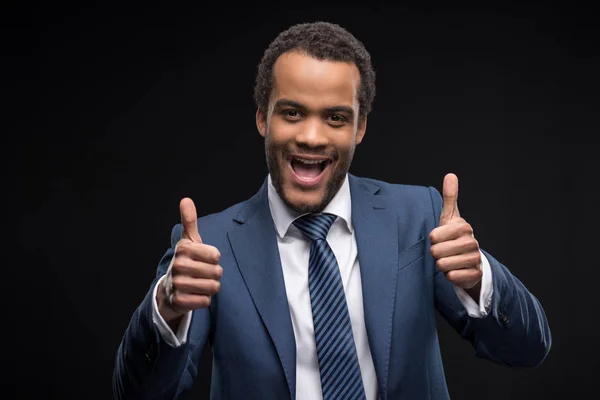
{"left": 293, "top": 213, "right": 366, "bottom": 400}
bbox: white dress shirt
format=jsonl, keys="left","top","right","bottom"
{"left": 152, "top": 174, "right": 494, "bottom": 400}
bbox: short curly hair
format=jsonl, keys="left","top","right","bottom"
{"left": 253, "top": 21, "right": 376, "bottom": 119}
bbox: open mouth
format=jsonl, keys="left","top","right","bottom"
{"left": 288, "top": 156, "right": 332, "bottom": 186}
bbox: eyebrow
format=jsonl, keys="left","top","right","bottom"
{"left": 274, "top": 98, "right": 355, "bottom": 116}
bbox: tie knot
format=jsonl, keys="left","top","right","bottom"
{"left": 293, "top": 213, "right": 337, "bottom": 242}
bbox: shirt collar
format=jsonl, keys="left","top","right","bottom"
{"left": 267, "top": 174, "right": 353, "bottom": 238}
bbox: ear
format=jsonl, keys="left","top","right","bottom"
{"left": 355, "top": 115, "right": 367, "bottom": 145}
{"left": 256, "top": 107, "right": 267, "bottom": 138}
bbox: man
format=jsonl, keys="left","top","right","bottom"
{"left": 113, "top": 21, "right": 551, "bottom": 399}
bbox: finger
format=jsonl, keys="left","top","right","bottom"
{"left": 445, "top": 268, "right": 483, "bottom": 289}
{"left": 429, "top": 219, "right": 472, "bottom": 244}
{"left": 170, "top": 292, "right": 212, "bottom": 310}
{"left": 430, "top": 235, "right": 479, "bottom": 259}
{"left": 435, "top": 252, "right": 481, "bottom": 273}
{"left": 180, "top": 197, "right": 202, "bottom": 243}
{"left": 440, "top": 173, "right": 460, "bottom": 225}
{"left": 172, "top": 257, "right": 223, "bottom": 280}
{"left": 176, "top": 242, "right": 221, "bottom": 264}
{"left": 172, "top": 276, "right": 221, "bottom": 296}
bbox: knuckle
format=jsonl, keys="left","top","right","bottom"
{"left": 171, "top": 258, "right": 185, "bottom": 272}
{"left": 173, "top": 258, "right": 193, "bottom": 274}
{"left": 198, "top": 243, "right": 219, "bottom": 260}
{"left": 170, "top": 276, "right": 180, "bottom": 289}
{"left": 201, "top": 296, "right": 212, "bottom": 308}
{"left": 462, "top": 236, "right": 477, "bottom": 251}
{"left": 171, "top": 275, "right": 186, "bottom": 288}
{"left": 175, "top": 243, "right": 189, "bottom": 256}
{"left": 211, "top": 280, "right": 221, "bottom": 293}
{"left": 429, "top": 245, "right": 439, "bottom": 259}
{"left": 436, "top": 258, "right": 446, "bottom": 272}
{"left": 210, "top": 250, "right": 220, "bottom": 263}
{"left": 445, "top": 270, "right": 457, "bottom": 282}
{"left": 197, "top": 244, "right": 218, "bottom": 263}
{"left": 462, "top": 223, "right": 474, "bottom": 235}
{"left": 170, "top": 294, "right": 185, "bottom": 309}
{"left": 429, "top": 231, "right": 437, "bottom": 243}
{"left": 206, "top": 265, "right": 219, "bottom": 278}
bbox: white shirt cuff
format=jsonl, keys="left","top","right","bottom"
{"left": 454, "top": 250, "right": 493, "bottom": 318}
{"left": 151, "top": 274, "right": 192, "bottom": 347}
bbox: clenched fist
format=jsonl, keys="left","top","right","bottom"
{"left": 157, "top": 197, "right": 223, "bottom": 325}
{"left": 429, "top": 173, "right": 482, "bottom": 298}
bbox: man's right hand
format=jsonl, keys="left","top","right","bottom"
{"left": 157, "top": 197, "right": 223, "bottom": 326}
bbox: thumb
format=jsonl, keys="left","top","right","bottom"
{"left": 180, "top": 197, "right": 202, "bottom": 242}
{"left": 440, "top": 173, "right": 460, "bottom": 224}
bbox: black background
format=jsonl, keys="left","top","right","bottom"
{"left": 5, "top": 3, "right": 599, "bottom": 399}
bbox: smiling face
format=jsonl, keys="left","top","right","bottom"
{"left": 256, "top": 51, "right": 367, "bottom": 214}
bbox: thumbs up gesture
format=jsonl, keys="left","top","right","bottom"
{"left": 158, "top": 198, "right": 223, "bottom": 323}
{"left": 429, "top": 174, "right": 482, "bottom": 296}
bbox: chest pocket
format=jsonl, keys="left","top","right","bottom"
{"left": 398, "top": 237, "right": 426, "bottom": 271}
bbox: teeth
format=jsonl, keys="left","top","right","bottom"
{"left": 295, "top": 158, "right": 325, "bottom": 164}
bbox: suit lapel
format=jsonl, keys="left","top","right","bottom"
{"left": 227, "top": 181, "right": 296, "bottom": 399}
{"left": 349, "top": 175, "right": 399, "bottom": 400}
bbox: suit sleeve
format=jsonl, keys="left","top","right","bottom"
{"left": 427, "top": 186, "right": 552, "bottom": 368}
{"left": 112, "top": 223, "right": 211, "bottom": 399}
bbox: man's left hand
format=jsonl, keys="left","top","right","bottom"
{"left": 429, "top": 173, "right": 482, "bottom": 299}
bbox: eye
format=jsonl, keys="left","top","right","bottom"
{"left": 283, "top": 109, "right": 303, "bottom": 120}
{"left": 327, "top": 114, "right": 348, "bottom": 126}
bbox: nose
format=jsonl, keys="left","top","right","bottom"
{"left": 295, "top": 117, "right": 329, "bottom": 148}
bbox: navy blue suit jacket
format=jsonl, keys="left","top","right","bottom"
{"left": 113, "top": 174, "right": 551, "bottom": 399}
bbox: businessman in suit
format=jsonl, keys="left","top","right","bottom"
{"left": 113, "top": 21, "right": 551, "bottom": 399}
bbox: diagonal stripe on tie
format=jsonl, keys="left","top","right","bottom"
{"left": 293, "top": 213, "right": 366, "bottom": 400}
